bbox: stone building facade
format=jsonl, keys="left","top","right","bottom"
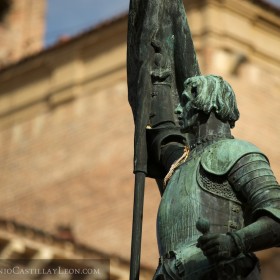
{"left": 0, "top": 0, "right": 46, "bottom": 67}
{"left": 0, "top": 0, "right": 279, "bottom": 279}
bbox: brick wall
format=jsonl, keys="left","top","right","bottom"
{"left": 0, "top": 77, "right": 160, "bottom": 269}
{"left": 0, "top": 0, "right": 46, "bottom": 67}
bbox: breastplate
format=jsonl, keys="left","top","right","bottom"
{"left": 157, "top": 147, "right": 244, "bottom": 255}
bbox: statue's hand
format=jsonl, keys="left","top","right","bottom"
{"left": 197, "top": 233, "right": 240, "bottom": 261}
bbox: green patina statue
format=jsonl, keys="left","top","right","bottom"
{"left": 151, "top": 75, "right": 280, "bottom": 279}
{"left": 127, "top": 1, "right": 280, "bottom": 279}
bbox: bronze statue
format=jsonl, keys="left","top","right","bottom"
{"left": 126, "top": 1, "right": 280, "bottom": 279}
{"left": 152, "top": 75, "right": 280, "bottom": 279}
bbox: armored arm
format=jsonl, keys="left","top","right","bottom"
{"left": 198, "top": 143, "right": 280, "bottom": 261}
{"left": 227, "top": 153, "right": 280, "bottom": 253}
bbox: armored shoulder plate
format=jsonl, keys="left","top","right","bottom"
{"left": 200, "top": 139, "right": 265, "bottom": 176}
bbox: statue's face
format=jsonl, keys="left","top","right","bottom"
{"left": 175, "top": 88, "right": 199, "bottom": 133}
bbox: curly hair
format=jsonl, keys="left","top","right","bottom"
{"left": 184, "top": 75, "right": 240, "bottom": 128}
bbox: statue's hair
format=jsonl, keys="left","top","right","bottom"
{"left": 184, "top": 75, "right": 240, "bottom": 128}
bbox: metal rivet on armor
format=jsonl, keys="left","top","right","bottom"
{"left": 232, "top": 206, "right": 240, "bottom": 213}
{"left": 229, "top": 221, "right": 238, "bottom": 229}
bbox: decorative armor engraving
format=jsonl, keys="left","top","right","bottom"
{"left": 197, "top": 166, "right": 240, "bottom": 204}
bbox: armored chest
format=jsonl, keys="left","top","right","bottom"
{"left": 157, "top": 141, "right": 245, "bottom": 255}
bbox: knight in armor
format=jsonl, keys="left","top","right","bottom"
{"left": 149, "top": 75, "right": 280, "bottom": 280}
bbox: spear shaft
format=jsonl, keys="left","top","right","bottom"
{"left": 129, "top": 172, "right": 145, "bottom": 280}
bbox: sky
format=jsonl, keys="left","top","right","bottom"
{"left": 45, "top": 0, "right": 280, "bottom": 47}
{"left": 270, "top": 0, "right": 280, "bottom": 5}
{"left": 45, "top": 0, "right": 129, "bottom": 46}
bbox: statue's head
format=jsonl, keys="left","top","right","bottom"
{"left": 175, "top": 75, "right": 240, "bottom": 133}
